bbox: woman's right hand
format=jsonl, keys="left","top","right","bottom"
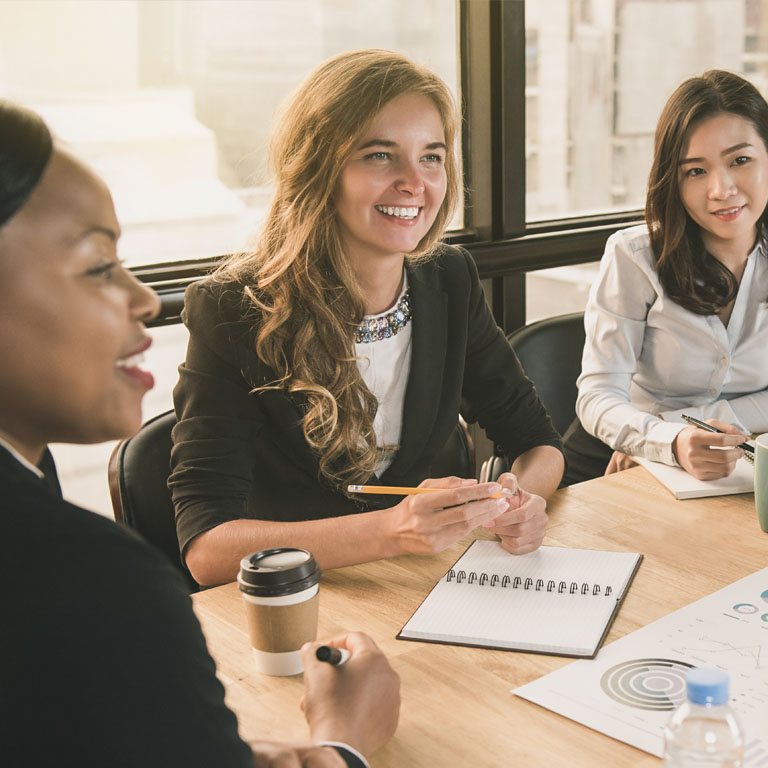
{"left": 301, "top": 632, "right": 400, "bottom": 759}
{"left": 383, "top": 477, "right": 512, "bottom": 556}
{"left": 672, "top": 419, "right": 748, "bottom": 480}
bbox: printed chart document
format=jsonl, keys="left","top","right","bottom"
{"left": 514, "top": 568, "right": 768, "bottom": 766}
{"left": 397, "top": 540, "right": 643, "bottom": 658}
{"left": 635, "top": 456, "right": 754, "bottom": 499}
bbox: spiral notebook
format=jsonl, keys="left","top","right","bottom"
{"left": 397, "top": 540, "right": 643, "bottom": 658}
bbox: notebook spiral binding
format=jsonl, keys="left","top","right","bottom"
{"left": 445, "top": 569, "right": 613, "bottom": 597}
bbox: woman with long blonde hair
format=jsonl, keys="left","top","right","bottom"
{"left": 170, "top": 49, "right": 565, "bottom": 586}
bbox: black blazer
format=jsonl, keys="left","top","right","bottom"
{"left": 0, "top": 446, "right": 255, "bottom": 767}
{"left": 170, "top": 245, "right": 563, "bottom": 555}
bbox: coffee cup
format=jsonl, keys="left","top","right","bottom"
{"left": 754, "top": 433, "right": 768, "bottom": 534}
{"left": 237, "top": 548, "right": 322, "bottom": 676}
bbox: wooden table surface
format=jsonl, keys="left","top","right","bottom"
{"left": 192, "top": 467, "right": 768, "bottom": 767}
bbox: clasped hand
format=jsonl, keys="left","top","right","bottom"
{"left": 480, "top": 471, "right": 548, "bottom": 555}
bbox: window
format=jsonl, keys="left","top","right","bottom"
{"left": 4, "top": 0, "right": 460, "bottom": 514}
{"left": 523, "top": 0, "right": 768, "bottom": 328}
{"left": 525, "top": 0, "right": 768, "bottom": 222}
{"left": 1, "top": 0, "right": 461, "bottom": 269}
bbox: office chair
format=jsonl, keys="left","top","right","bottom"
{"left": 108, "top": 410, "right": 474, "bottom": 591}
{"left": 108, "top": 409, "right": 198, "bottom": 593}
{"left": 480, "top": 311, "right": 586, "bottom": 482}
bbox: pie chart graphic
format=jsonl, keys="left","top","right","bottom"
{"left": 600, "top": 658, "right": 694, "bottom": 711}
{"left": 733, "top": 603, "right": 759, "bottom": 614}
{"left": 761, "top": 589, "right": 768, "bottom": 604}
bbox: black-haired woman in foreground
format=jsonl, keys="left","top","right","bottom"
{"left": 564, "top": 70, "right": 768, "bottom": 485}
{"left": 0, "top": 99, "right": 399, "bottom": 768}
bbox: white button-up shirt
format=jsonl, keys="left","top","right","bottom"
{"left": 577, "top": 224, "right": 768, "bottom": 465}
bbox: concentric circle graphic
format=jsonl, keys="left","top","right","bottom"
{"left": 600, "top": 659, "right": 694, "bottom": 711}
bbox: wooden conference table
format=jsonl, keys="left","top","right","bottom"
{"left": 192, "top": 467, "right": 768, "bottom": 767}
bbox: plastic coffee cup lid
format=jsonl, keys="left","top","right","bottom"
{"left": 237, "top": 548, "right": 322, "bottom": 597}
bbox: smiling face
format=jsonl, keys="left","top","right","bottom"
{"left": 678, "top": 111, "right": 768, "bottom": 258}
{"left": 0, "top": 149, "right": 160, "bottom": 463}
{"left": 335, "top": 91, "right": 448, "bottom": 274}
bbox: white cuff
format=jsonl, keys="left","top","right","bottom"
{"left": 642, "top": 419, "right": 687, "bottom": 465}
{"left": 317, "top": 741, "right": 370, "bottom": 768}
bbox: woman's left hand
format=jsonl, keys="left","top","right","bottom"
{"left": 604, "top": 451, "right": 637, "bottom": 475}
{"left": 481, "top": 472, "right": 548, "bottom": 554}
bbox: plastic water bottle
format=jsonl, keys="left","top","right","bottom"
{"left": 663, "top": 667, "right": 744, "bottom": 767}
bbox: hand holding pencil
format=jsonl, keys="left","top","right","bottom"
{"left": 349, "top": 473, "right": 548, "bottom": 557}
{"left": 355, "top": 476, "right": 515, "bottom": 558}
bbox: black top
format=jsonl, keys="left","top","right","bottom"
{"left": 0, "top": 445, "right": 252, "bottom": 768}
{"left": 0, "top": 446, "right": 367, "bottom": 767}
{"left": 170, "top": 244, "right": 564, "bottom": 556}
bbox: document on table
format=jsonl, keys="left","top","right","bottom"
{"left": 514, "top": 567, "right": 768, "bottom": 765}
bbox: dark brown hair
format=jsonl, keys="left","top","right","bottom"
{"left": 646, "top": 70, "right": 768, "bottom": 314}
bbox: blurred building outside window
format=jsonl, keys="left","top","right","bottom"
{"left": 0, "top": 0, "right": 460, "bottom": 269}
{"left": 526, "top": 0, "right": 768, "bottom": 324}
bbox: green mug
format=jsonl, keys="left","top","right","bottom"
{"left": 754, "top": 433, "right": 768, "bottom": 534}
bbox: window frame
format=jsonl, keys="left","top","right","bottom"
{"left": 137, "top": 0, "right": 644, "bottom": 332}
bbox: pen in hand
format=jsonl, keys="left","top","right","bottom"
{"left": 315, "top": 645, "right": 350, "bottom": 666}
{"left": 680, "top": 414, "right": 754, "bottom": 462}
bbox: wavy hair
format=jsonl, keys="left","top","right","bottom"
{"left": 646, "top": 70, "right": 768, "bottom": 314}
{"left": 218, "top": 50, "right": 459, "bottom": 491}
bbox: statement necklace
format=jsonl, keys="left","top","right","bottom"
{"left": 354, "top": 290, "right": 412, "bottom": 343}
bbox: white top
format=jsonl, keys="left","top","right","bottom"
{"left": 576, "top": 224, "right": 768, "bottom": 465}
{"left": 355, "top": 273, "right": 412, "bottom": 477}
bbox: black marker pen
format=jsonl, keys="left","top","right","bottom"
{"left": 315, "top": 645, "right": 350, "bottom": 666}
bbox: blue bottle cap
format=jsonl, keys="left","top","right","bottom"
{"left": 686, "top": 667, "right": 729, "bottom": 706}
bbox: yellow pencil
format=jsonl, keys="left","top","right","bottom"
{"left": 346, "top": 484, "right": 505, "bottom": 498}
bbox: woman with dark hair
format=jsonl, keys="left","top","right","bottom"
{"left": 563, "top": 70, "right": 768, "bottom": 484}
{"left": 170, "top": 49, "right": 565, "bottom": 586}
{"left": 0, "top": 99, "right": 399, "bottom": 768}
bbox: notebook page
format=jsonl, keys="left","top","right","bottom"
{"left": 400, "top": 541, "right": 641, "bottom": 655}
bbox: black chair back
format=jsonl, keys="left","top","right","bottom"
{"left": 507, "top": 312, "right": 586, "bottom": 437}
{"left": 108, "top": 409, "right": 198, "bottom": 592}
{"left": 108, "top": 410, "right": 474, "bottom": 591}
